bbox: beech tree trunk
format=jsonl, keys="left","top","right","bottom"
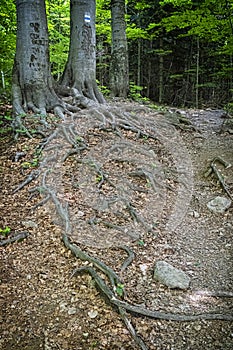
{"left": 110, "top": 0, "right": 129, "bottom": 97}
{"left": 12, "top": 0, "right": 63, "bottom": 116}
{"left": 60, "top": 0, "right": 105, "bottom": 103}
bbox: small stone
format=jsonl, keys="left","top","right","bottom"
{"left": 139, "top": 264, "right": 149, "bottom": 276}
{"left": 207, "top": 196, "right": 232, "bottom": 214}
{"left": 153, "top": 261, "right": 190, "bottom": 289}
{"left": 88, "top": 310, "right": 98, "bottom": 319}
{"left": 22, "top": 220, "right": 38, "bottom": 228}
{"left": 194, "top": 324, "right": 202, "bottom": 331}
{"left": 193, "top": 211, "right": 200, "bottom": 218}
{"left": 68, "top": 307, "right": 77, "bottom": 315}
{"left": 59, "top": 302, "right": 67, "bottom": 311}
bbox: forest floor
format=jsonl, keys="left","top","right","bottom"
{"left": 0, "top": 100, "right": 233, "bottom": 350}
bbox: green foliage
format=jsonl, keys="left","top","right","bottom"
{"left": 160, "top": 0, "right": 192, "bottom": 6}
{"left": 224, "top": 102, "right": 233, "bottom": 115}
{"left": 96, "top": 80, "right": 110, "bottom": 96}
{"left": 116, "top": 283, "right": 124, "bottom": 297}
{"left": 21, "top": 151, "right": 40, "bottom": 169}
{"left": 1, "top": 0, "right": 233, "bottom": 107}
{"left": 126, "top": 25, "right": 148, "bottom": 40}
{"left": 159, "top": 0, "right": 233, "bottom": 54}
{"left": 137, "top": 239, "right": 145, "bottom": 246}
{"left": 0, "top": 0, "right": 16, "bottom": 91}
{"left": 95, "top": 174, "right": 103, "bottom": 183}
{"left": 0, "top": 113, "right": 13, "bottom": 135}
{"left": 0, "top": 226, "right": 11, "bottom": 236}
{"left": 46, "top": 0, "right": 70, "bottom": 79}
{"left": 96, "top": 0, "right": 111, "bottom": 42}
{"left": 128, "top": 82, "right": 150, "bottom": 103}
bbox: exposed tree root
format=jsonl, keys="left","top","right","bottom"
{"left": 193, "top": 290, "right": 233, "bottom": 298}
{"left": 12, "top": 115, "right": 34, "bottom": 139}
{"left": 13, "top": 102, "right": 233, "bottom": 349}
{"left": 118, "top": 306, "right": 149, "bottom": 350}
{"left": 205, "top": 157, "right": 232, "bottom": 200}
{"left": 65, "top": 234, "right": 233, "bottom": 322}
{"left": 0, "top": 231, "right": 29, "bottom": 246}
{"left": 13, "top": 170, "right": 40, "bottom": 194}
{"left": 119, "top": 245, "right": 135, "bottom": 274}
{"left": 63, "top": 232, "right": 232, "bottom": 350}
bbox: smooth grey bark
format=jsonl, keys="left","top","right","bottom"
{"left": 110, "top": 0, "right": 129, "bottom": 97}
{"left": 61, "top": 0, "right": 105, "bottom": 103}
{"left": 12, "top": 0, "right": 63, "bottom": 116}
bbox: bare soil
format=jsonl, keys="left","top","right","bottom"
{"left": 0, "top": 102, "right": 232, "bottom": 349}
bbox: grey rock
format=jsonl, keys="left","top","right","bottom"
{"left": 193, "top": 210, "right": 200, "bottom": 218}
{"left": 153, "top": 261, "right": 190, "bottom": 289}
{"left": 22, "top": 220, "right": 38, "bottom": 228}
{"left": 67, "top": 307, "right": 77, "bottom": 315}
{"left": 207, "top": 196, "right": 231, "bottom": 214}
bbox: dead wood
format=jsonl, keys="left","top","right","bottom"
{"left": 205, "top": 157, "right": 232, "bottom": 200}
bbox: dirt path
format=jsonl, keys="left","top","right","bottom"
{"left": 0, "top": 104, "right": 232, "bottom": 349}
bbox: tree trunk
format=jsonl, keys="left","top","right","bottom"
{"left": 158, "top": 38, "right": 164, "bottom": 104}
{"left": 12, "top": 0, "right": 63, "bottom": 116}
{"left": 195, "top": 37, "right": 200, "bottom": 109}
{"left": 110, "top": 0, "right": 129, "bottom": 97}
{"left": 60, "top": 0, "right": 105, "bottom": 103}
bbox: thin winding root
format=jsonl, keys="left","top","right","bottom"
{"left": 62, "top": 229, "right": 233, "bottom": 348}
{"left": 0, "top": 232, "right": 29, "bottom": 246}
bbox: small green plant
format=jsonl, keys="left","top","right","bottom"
{"left": 21, "top": 161, "right": 33, "bottom": 169}
{"left": 21, "top": 158, "right": 39, "bottom": 168}
{"left": 31, "top": 158, "right": 39, "bottom": 167}
{"left": 148, "top": 103, "right": 168, "bottom": 112}
{"left": 129, "top": 82, "right": 144, "bottom": 101}
{"left": 224, "top": 102, "right": 233, "bottom": 115}
{"left": 142, "top": 134, "right": 149, "bottom": 141}
{"left": 116, "top": 283, "right": 124, "bottom": 297}
{"left": 90, "top": 340, "right": 99, "bottom": 348}
{"left": 4, "top": 115, "right": 13, "bottom": 121}
{"left": 137, "top": 239, "right": 145, "bottom": 246}
{"left": 96, "top": 80, "right": 110, "bottom": 96}
{"left": 100, "top": 84, "right": 110, "bottom": 96}
{"left": 15, "top": 128, "right": 28, "bottom": 134}
{"left": 76, "top": 136, "right": 84, "bottom": 143}
{"left": 0, "top": 115, "right": 13, "bottom": 135}
{"left": 129, "top": 82, "right": 150, "bottom": 103}
{"left": 95, "top": 175, "right": 103, "bottom": 183}
{"left": 0, "top": 226, "right": 11, "bottom": 236}
{"left": 0, "top": 126, "right": 12, "bottom": 135}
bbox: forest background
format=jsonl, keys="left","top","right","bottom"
{"left": 1, "top": 0, "right": 233, "bottom": 109}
